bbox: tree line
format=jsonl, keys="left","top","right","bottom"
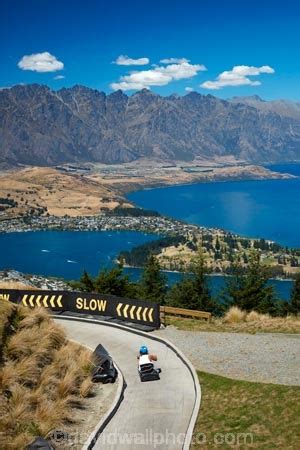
{"left": 71, "top": 249, "right": 300, "bottom": 317}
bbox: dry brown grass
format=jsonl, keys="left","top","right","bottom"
{"left": 18, "top": 307, "right": 50, "bottom": 329}
{"left": 7, "top": 327, "right": 43, "bottom": 360}
{"left": 57, "top": 369, "right": 82, "bottom": 398}
{"left": 0, "top": 281, "right": 36, "bottom": 290}
{"left": 1, "top": 357, "right": 41, "bottom": 390}
{"left": 167, "top": 309, "right": 300, "bottom": 334}
{"left": 246, "top": 310, "right": 267, "bottom": 322}
{"left": 0, "top": 166, "right": 124, "bottom": 218}
{"left": 224, "top": 306, "right": 247, "bottom": 323}
{"left": 0, "top": 300, "right": 16, "bottom": 350}
{"left": 0, "top": 302, "right": 94, "bottom": 449}
{"left": 80, "top": 378, "right": 94, "bottom": 398}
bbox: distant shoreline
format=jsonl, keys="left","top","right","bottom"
{"left": 116, "top": 164, "right": 296, "bottom": 195}
{"left": 120, "top": 262, "right": 296, "bottom": 282}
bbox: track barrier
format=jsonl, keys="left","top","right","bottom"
{"left": 0, "top": 289, "right": 160, "bottom": 329}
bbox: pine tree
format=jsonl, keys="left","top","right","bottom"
{"left": 289, "top": 272, "right": 300, "bottom": 314}
{"left": 167, "top": 247, "right": 222, "bottom": 314}
{"left": 190, "top": 249, "right": 213, "bottom": 311}
{"left": 79, "top": 270, "right": 94, "bottom": 292}
{"left": 223, "top": 250, "right": 277, "bottom": 314}
{"left": 166, "top": 276, "right": 196, "bottom": 309}
{"left": 139, "top": 255, "right": 167, "bottom": 304}
{"left": 94, "top": 264, "right": 137, "bottom": 298}
{"left": 223, "top": 258, "right": 247, "bottom": 308}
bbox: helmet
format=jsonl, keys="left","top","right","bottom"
{"left": 139, "top": 345, "right": 148, "bottom": 355}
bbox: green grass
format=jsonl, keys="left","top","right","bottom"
{"left": 192, "top": 371, "right": 300, "bottom": 449}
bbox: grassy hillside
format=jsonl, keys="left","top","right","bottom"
{"left": 0, "top": 166, "right": 130, "bottom": 218}
{"left": 0, "top": 300, "right": 95, "bottom": 449}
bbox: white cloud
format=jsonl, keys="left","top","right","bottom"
{"left": 200, "top": 65, "right": 275, "bottom": 90}
{"left": 185, "top": 87, "right": 194, "bottom": 92}
{"left": 114, "top": 55, "right": 149, "bottom": 66}
{"left": 111, "top": 61, "right": 207, "bottom": 91}
{"left": 18, "top": 52, "right": 64, "bottom": 72}
{"left": 54, "top": 75, "right": 65, "bottom": 80}
{"left": 160, "top": 58, "right": 189, "bottom": 64}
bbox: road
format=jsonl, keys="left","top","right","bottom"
{"left": 57, "top": 318, "right": 197, "bottom": 449}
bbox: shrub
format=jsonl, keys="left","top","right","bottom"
{"left": 246, "top": 310, "right": 270, "bottom": 322}
{"left": 0, "top": 305, "right": 94, "bottom": 448}
{"left": 224, "top": 306, "right": 246, "bottom": 323}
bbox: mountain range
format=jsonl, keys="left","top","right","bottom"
{"left": 1, "top": 84, "right": 300, "bottom": 167}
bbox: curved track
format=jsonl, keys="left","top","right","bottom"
{"left": 57, "top": 318, "right": 198, "bottom": 449}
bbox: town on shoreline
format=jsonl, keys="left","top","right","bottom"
{"left": 0, "top": 208, "right": 299, "bottom": 280}
{"left": 0, "top": 162, "right": 299, "bottom": 281}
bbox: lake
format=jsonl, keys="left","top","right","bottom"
{"left": 0, "top": 230, "right": 293, "bottom": 300}
{"left": 128, "top": 163, "right": 300, "bottom": 248}
{"left": 0, "top": 230, "right": 159, "bottom": 280}
{"left": 1, "top": 163, "right": 299, "bottom": 301}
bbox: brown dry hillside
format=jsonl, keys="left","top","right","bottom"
{"left": 0, "top": 167, "right": 131, "bottom": 217}
{"left": 0, "top": 300, "right": 96, "bottom": 449}
{"left": 0, "top": 163, "right": 292, "bottom": 220}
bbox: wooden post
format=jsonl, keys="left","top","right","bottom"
{"left": 160, "top": 306, "right": 166, "bottom": 327}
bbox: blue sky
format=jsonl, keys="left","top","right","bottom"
{"left": 1, "top": 0, "right": 299, "bottom": 99}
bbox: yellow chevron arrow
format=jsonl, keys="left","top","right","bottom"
{"left": 129, "top": 305, "right": 136, "bottom": 319}
{"left": 116, "top": 303, "right": 123, "bottom": 316}
{"left": 42, "top": 295, "right": 49, "bottom": 308}
{"left": 57, "top": 295, "right": 63, "bottom": 308}
{"left": 142, "top": 307, "right": 148, "bottom": 322}
{"left": 29, "top": 295, "right": 36, "bottom": 307}
{"left": 148, "top": 308, "right": 154, "bottom": 322}
{"left": 49, "top": 295, "right": 56, "bottom": 308}
{"left": 123, "top": 304, "right": 129, "bottom": 318}
{"left": 22, "top": 294, "right": 28, "bottom": 307}
{"left": 136, "top": 306, "right": 142, "bottom": 321}
{"left": 36, "top": 295, "right": 42, "bottom": 307}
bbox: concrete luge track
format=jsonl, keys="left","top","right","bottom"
{"left": 55, "top": 317, "right": 200, "bottom": 450}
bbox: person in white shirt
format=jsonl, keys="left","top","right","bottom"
{"left": 137, "top": 345, "right": 157, "bottom": 371}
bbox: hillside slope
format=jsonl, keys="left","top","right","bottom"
{"left": 0, "top": 166, "right": 129, "bottom": 217}
{"left": 0, "top": 300, "right": 116, "bottom": 449}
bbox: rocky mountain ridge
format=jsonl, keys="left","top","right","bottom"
{"left": 1, "top": 84, "right": 300, "bottom": 166}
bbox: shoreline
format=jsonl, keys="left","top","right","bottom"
{"left": 0, "top": 268, "right": 294, "bottom": 304}
{"left": 0, "top": 161, "right": 296, "bottom": 220}
{"left": 124, "top": 171, "right": 300, "bottom": 250}
{"left": 0, "top": 223, "right": 298, "bottom": 282}
{"left": 121, "top": 263, "right": 295, "bottom": 282}
{"left": 123, "top": 171, "right": 298, "bottom": 194}
{"left": 1, "top": 164, "right": 299, "bottom": 285}
{"left": 113, "top": 166, "right": 297, "bottom": 196}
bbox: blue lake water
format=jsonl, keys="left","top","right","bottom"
{"left": 128, "top": 163, "right": 300, "bottom": 249}
{"left": 1, "top": 163, "right": 299, "bottom": 301}
{"left": 0, "top": 231, "right": 292, "bottom": 299}
{"left": 0, "top": 231, "right": 292, "bottom": 300}
{"left": 0, "top": 230, "right": 159, "bottom": 280}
